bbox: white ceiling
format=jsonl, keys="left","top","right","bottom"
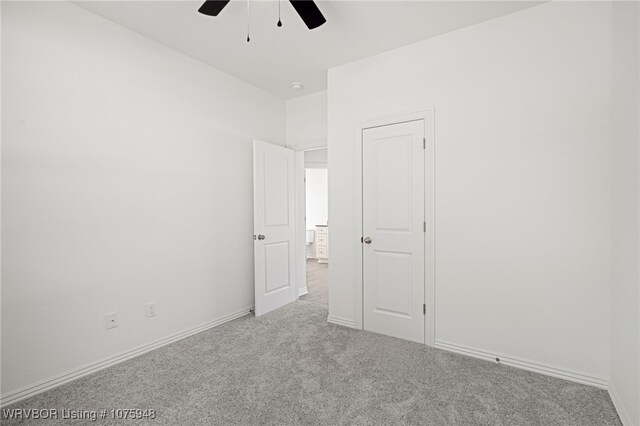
{"left": 75, "top": 1, "right": 542, "bottom": 99}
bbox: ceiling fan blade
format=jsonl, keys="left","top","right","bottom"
{"left": 289, "top": 0, "right": 326, "bottom": 30}
{"left": 198, "top": 0, "right": 231, "bottom": 16}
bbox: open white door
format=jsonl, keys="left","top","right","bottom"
{"left": 253, "top": 140, "right": 296, "bottom": 316}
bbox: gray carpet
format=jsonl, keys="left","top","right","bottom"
{"left": 2, "top": 302, "right": 620, "bottom": 425}
{"left": 300, "top": 259, "right": 328, "bottom": 306}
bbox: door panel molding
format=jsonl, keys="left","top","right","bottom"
{"left": 354, "top": 109, "right": 435, "bottom": 346}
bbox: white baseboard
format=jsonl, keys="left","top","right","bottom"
{"left": 327, "top": 315, "right": 356, "bottom": 328}
{"left": 609, "top": 382, "right": 635, "bottom": 426}
{"left": 435, "top": 339, "right": 608, "bottom": 389}
{"left": 1, "top": 306, "right": 254, "bottom": 407}
{"left": 298, "top": 286, "right": 308, "bottom": 297}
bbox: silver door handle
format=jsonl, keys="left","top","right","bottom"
{"left": 363, "top": 237, "right": 372, "bottom": 244}
{"left": 257, "top": 234, "right": 266, "bottom": 240}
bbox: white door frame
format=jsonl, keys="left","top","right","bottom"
{"left": 292, "top": 143, "right": 328, "bottom": 300}
{"left": 294, "top": 150, "right": 308, "bottom": 297}
{"left": 354, "top": 109, "right": 435, "bottom": 346}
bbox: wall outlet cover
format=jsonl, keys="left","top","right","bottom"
{"left": 145, "top": 302, "right": 157, "bottom": 318}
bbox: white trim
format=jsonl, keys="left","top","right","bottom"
{"left": 354, "top": 108, "right": 436, "bottom": 345}
{"left": 609, "top": 382, "right": 635, "bottom": 426}
{"left": 435, "top": 339, "right": 608, "bottom": 389}
{"left": 289, "top": 138, "right": 327, "bottom": 152}
{"left": 1, "top": 306, "right": 253, "bottom": 407}
{"left": 327, "top": 315, "right": 356, "bottom": 329}
{"left": 304, "top": 162, "right": 328, "bottom": 169}
{"left": 424, "top": 110, "right": 435, "bottom": 346}
{"left": 294, "top": 151, "right": 307, "bottom": 303}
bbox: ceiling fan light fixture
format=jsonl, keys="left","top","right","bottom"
{"left": 198, "top": 0, "right": 326, "bottom": 38}
{"left": 198, "top": 0, "right": 230, "bottom": 17}
{"left": 289, "top": 0, "right": 326, "bottom": 30}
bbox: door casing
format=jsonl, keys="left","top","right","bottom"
{"left": 292, "top": 144, "right": 328, "bottom": 300}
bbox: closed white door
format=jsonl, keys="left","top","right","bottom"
{"left": 362, "top": 120, "right": 425, "bottom": 343}
{"left": 253, "top": 140, "right": 296, "bottom": 316}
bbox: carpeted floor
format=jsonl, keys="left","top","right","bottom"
{"left": 2, "top": 302, "right": 620, "bottom": 425}
{"left": 300, "top": 259, "right": 328, "bottom": 306}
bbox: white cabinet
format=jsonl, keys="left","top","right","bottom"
{"left": 315, "top": 225, "right": 329, "bottom": 263}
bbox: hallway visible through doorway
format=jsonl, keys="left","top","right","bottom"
{"left": 300, "top": 147, "right": 329, "bottom": 307}
{"left": 300, "top": 259, "right": 328, "bottom": 306}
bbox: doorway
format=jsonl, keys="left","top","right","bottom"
{"left": 299, "top": 148, "right": 329, "bottom": 306}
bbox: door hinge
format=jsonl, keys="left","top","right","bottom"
{"left": 423, "top": 138, "right": 426, "bottom": 149}
{"left": 423, "top": 221, "right": 426, "bottom": 232}
{"left": 423, "top": 304, "right": 426, "bottom": 315}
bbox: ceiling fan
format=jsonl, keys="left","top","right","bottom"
{"left": 198, "top": 0, "right": 327, "bottom": 31}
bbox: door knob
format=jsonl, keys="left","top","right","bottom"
{"left": 257, "top": 234, "right": 266, "bottom": 240}
{"left": 363, "top": 237, "right": 372, "bottom": 244}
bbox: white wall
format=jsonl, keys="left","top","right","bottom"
{"left": 305, "top": 168, "right": 328, "bottom": 258}
{"left": 304, "top": 149, "right": 329, "bottom": 256}
{"left": 610, "top": 2, "right": 640, "bottom": 424}
{"left": 288, "top": 93, "right": 327, "bottom": 287}
{"left": 305, "top": 168, "right": 328, "bottom": 228}
{"left": 304, "top": 148, "right": 328, "bottom": 169}
{"left": 328, "top": 2, "right": 612, "bottom": 382}
{"left": 1, "top": 1, "right": 285, "bottom": 399}
{"left": 286, "top": 91, "right": 327, "bottom": 150}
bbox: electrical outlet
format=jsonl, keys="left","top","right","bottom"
{"left": 145, "top": 302, "right": 157, "bottom": 318}
{"left": 105, "top": 312, "right": 118, "bottom": 329}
